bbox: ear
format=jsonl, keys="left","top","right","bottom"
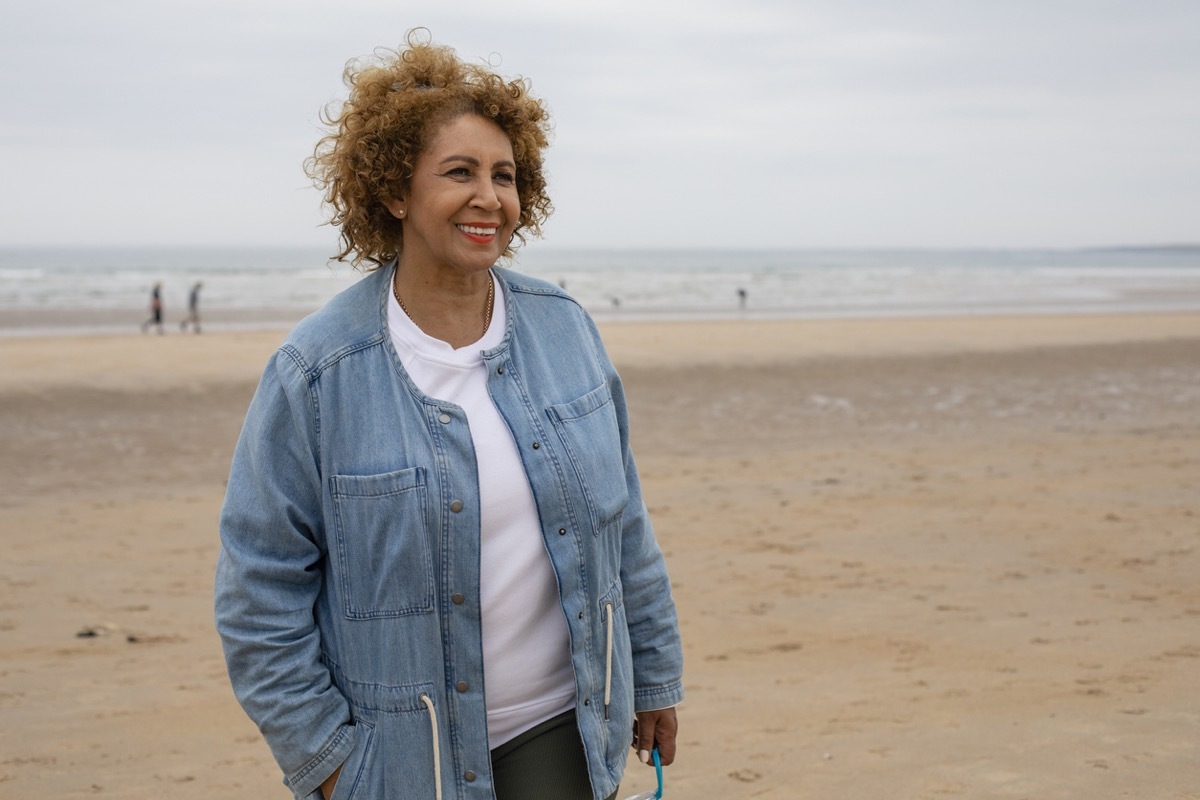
{"left": 383, "top": 196, "right": 407, "bottom": 219}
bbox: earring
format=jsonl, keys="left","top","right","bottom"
{"left": 397, "top": 210, "right": 406, "bottom": 217}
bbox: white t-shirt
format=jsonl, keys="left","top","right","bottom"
{"left": 387, "top": 272, "right": 576, "bottom": 748}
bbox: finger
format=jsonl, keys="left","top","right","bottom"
{"left": 632, "top": 712, "right": 652, "bottom": 764}
{"left": 635, "top": 709, "right": 678, "bottom": 767}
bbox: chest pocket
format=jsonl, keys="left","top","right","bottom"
{"left": 329, "top": 467, "right": 434, "bottom": 619}
{"left": 548, "top": 383, "right": 630, "bottom": 536}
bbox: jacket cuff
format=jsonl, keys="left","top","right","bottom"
{"left": 633, "top": 680, "right": 684, "bottom": 713}
{"left": 285, "top": 724, "right": 355, "bottom": 799}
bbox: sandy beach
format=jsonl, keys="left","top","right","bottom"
{"left": 2, "top": 312, "right": 1198, "bottom": 799}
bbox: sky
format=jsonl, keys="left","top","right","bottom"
{"left": 1, "top": 0, "right": 1197, "bottom": 250}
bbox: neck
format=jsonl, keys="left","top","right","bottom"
{"left": 393, "top": 263, "right": 495, "bottom": 349}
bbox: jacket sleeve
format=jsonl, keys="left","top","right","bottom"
{"left": 589, "top": 322, "right": 686, "bottom": 712}
{"left": 214, "top": 347, "right": 354, "bottom": 799}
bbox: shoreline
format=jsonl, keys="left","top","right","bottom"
{"left": 6, "top": 298, "right": 1200, "bottom": 339}
{"left": 3, "top": 311, "right": 1198, "bottom": 395}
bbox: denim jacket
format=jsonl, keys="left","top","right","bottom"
{"left": 214, "top": 265, "right": 684, "bottom": 800}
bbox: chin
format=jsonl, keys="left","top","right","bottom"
{"left": 459, "top": 252, "right": 503, "bottom": 270}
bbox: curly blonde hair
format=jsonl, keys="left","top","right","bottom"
{"left": 305, "top": 30, "right": 554, "bottom": 270}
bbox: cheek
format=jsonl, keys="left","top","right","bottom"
{"left": 504, "top": 193, "right": 522, "bottom": 226}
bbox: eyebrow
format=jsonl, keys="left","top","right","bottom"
{"left": 439, "top": 155, "right": 516, "bottom": 169}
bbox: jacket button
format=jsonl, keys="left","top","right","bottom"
{"left": 531, "top": 441, "right": 540, "bottom": 449}
{"left": 456, "top": 680, "right": 469, "bottom": 693}
{"left": 583, "top": 698, "right": 590, "bottom": 706}
{"left": 558, "top": 528, "right": 567, "bottom": 536}
{"left": 497, "top": 366, "right": 504, "bottom": 375}
{"left": 464, "top": 771, "right": 477, "bottom": 782}
{"left": 452, "top": 593, "right": 465, "bottom": 605}
{"left": 439, "top": 413, "right": 452, "bottom": 424}
{"left": 450, "top": 500, "right": 463, "bottom": 513}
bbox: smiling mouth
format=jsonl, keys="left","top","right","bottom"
{"left": 457, "top": 224, "right": 498, "bottom": 237}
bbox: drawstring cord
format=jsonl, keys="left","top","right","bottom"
{"left": 604, "top": 602, "right": 614, "bottom": 721}
{"left": 419, "top": 694, "right": 442, "bottom": 800}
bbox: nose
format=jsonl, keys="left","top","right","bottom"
{"left": 470, "top": 177, "right": 502, "bottom": 211}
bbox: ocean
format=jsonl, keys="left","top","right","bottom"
{"left": 2, "top": 245, "right": 1199, "bottom": 336}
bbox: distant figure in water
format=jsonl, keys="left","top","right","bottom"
{"left": 180, "top": 281, "right": 203, "bottom": 333}
{"left": 737, "top": 287, "right": 747, "bottom": 310}
{"left": 141, "top": 282, "right": 164, "bottom": 334}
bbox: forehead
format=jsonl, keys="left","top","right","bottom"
{"left": 423, "top": 114, "right": 515, "bottom": 162}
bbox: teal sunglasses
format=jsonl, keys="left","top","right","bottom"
{"left": 623, "top": 748, "right": 664, "bottom": 800}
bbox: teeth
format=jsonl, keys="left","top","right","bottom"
{"left": 458, "top": 224, "right": 497, "bottom": 236}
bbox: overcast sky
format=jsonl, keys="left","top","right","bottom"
{"left": 2, "top": 0, "right": 1197, "bottom": 249}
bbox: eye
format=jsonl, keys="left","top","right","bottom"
{"left": 445, "top": 167, "right": 472, "bottom": 178}
{"left": 494, "top": 170, "right": 516, "bottom": 185}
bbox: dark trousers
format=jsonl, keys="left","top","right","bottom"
{"left": 491, "top": 711, "right": 619, "bottom": 800}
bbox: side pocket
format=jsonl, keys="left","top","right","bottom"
{"left": 328, "top": 721, "right": 376, "bottom": 800}
{"left": 548, "top": 383, "right": 630, "bottom": 536}
{"left": 331, "top": 672, "right": 441, "bottom": 800}
{"left": 329, "top": 467, "right": 433, "bottom": 619}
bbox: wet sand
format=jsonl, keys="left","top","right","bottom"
{"left": 1, "top": 312, "right": 1198, "bottom": 798}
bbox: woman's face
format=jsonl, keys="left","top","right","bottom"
{"left": 388, "top": 114, "right": 521, "bottom": 277}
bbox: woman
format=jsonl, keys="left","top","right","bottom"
{"left": 214, "top": 32, "right": 683, "bottom": 800}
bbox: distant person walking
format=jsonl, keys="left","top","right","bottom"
{"left": 737, "top": 287, "right": 747, "bottom": 310}
{"left": 180, "top": 281, "right": 203, "bottom": 333}
{"left": 141, "top": 282, "right": 164, "bottom": 334}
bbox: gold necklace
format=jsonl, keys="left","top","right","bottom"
{"left": 393, "top": 273, "right": 495, "bottom": 337}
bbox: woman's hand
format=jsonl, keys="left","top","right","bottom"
{"left": 319, "top": 764, "right": 342, "bottom": 800}
{"left": 632, "top": 707, "right": 678, "bottom": 766}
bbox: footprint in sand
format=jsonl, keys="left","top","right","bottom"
{"left": 728, "top": 769, "right": 761, "bottom": 783}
